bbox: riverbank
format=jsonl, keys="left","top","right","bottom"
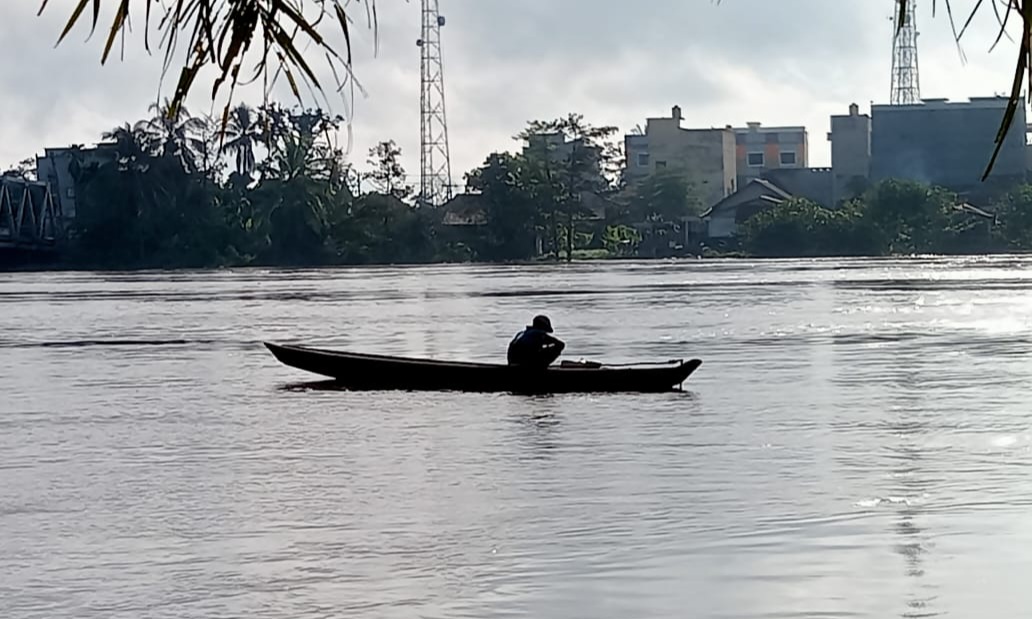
{"left": 10, "top": 246, "right": 1032, "bottom": 273}
{"left": 0, "top": 248, "right": 708, "bottom": 273}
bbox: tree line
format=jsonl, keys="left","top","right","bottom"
{"left": 739, "top": 178, "right": 1032, "bottom": 258}
{"left": 15, "top": 101, "right": 1032, "bottom": 268}
{"left": 466, "top": 114, "right": 703, "bottom": 262}
{"left": 3, "top": 105, "right": 707, "bottom": 268}
{"left": 34, "top": 102, "right": 438, "bottom": 268}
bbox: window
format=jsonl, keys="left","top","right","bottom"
{"left": 747, "top": 152, "right": 764, "bottom": 167}
{"left": 780, "top": 151, "right": 797, "bottom": 166}
{"left": 636, "top": 152, "right": 650, "bottom": 167}
{"left": 655, "top": 160, "right": 667, "bottom": 169}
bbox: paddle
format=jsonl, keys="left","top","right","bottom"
{"left": 559, "top": 360, "right": 603, "bottom": 369}
{"left": 559, "top": 359, "right": 683, "bottom": 369}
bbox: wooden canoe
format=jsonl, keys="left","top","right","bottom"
{"left": 264, "top": 342, "right": 702, "bottom": 393}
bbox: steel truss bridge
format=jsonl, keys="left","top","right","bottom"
{"left": 0, "top": 177, "right": 60, "bottom": 258}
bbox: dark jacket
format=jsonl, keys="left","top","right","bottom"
{"left": 507, "top": 327, "right": 565, "bottom": 367}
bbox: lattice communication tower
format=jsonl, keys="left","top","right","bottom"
{"left": 890, "top": 0, "right": 921, "bottom": 105}
{"left": 416, "top": 0, "right": 453, "bottom": 206}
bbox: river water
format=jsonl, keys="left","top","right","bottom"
{"left": 3, "top": 257, "right": 1032, "bottom": 618}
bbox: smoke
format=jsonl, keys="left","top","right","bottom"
{"left": 888, "top": 149, "right": 932, "bottom": 185}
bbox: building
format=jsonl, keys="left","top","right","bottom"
{"left": 702, "top": 178, "right": 791, "bottom": 239}
{"left": 624, "top": 106, "right": 736, "bottom": 208}
{"left": 733, "top": 122, "right": 808, "bottom": 189}
{"left": 762, "top": 167, "right": 834, "bottom": 208}
{"left": 828, "top": 103, "right": 872, "bottom": 204}
{"left": 35, "top": 143, "right": 118, "bottom": 220}
{"left": 440, "top": 192, "right": 487, "bottom": 226}
{"left": 870, "top": 96, "right": 1028, "bottom": 192}
{"left": 438, "top": 190, "right": 611, "bottom": 258}
{"left": 524, "top": 132, "right": 584, "bottom": 161}
{"left": 701, "top": 167, "right": 834, "bottom": 240}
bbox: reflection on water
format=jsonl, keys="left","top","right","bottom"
{"left": 887, "top": 373, "right": 936, "bottom": 616}
{"left": 4, "top": 256, "right": 1032, "bottom": 618}
{"left": 509, "top": 406, "right": 564, "bottom": 462}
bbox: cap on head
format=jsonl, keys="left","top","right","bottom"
{"left": 532, "top": 315, "right": 553, "bottom": 333}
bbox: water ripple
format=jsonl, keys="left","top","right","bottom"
{"left": 4, "top": 256, "right": 1032, "bottom": 617}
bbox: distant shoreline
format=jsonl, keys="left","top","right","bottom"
{"left": 6, "top": 251, "right": 1029, "bottom": 275}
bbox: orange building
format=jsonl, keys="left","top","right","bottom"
{"left": 733, "top": 122, "right": 808, "bottom": 189}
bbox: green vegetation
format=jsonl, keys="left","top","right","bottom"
{"left": 38, "top": 105, "right": 1032, "bottom": 268}
{"left": 14, "top": 101, "right": 1032, "bottom": 268}
{"left": 740, "top": 179, "right": 1015, "bottom": 258}
{"left": 465, "top": 114, "right": 702, "bottom": 263}
{"left": 44, "top": 106, "right": 700, "bottom": 268}
{"left": 65, "top": 103, "right": 438, "bottom": 268}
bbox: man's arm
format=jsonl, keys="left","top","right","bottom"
{"left": 543, "top": 334, "right": 566, "bottom": 352}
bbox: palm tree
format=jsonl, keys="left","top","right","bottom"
{"left": 136, "top": 100, "right": 208, "bottom": 174}
{"left": 102, "top": 123, "right": 154, "bottom": 171}
{"left": 258, "top": 106, "right": 344, "bottom": 182}
{"left": 188, "top": 114, "right": 223, "bottom": 180}
{"left": 222, "top": 104, "right": 262, "bottom": 179}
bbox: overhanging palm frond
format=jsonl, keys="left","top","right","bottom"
{"left": 37, "top": 1, "right": 1032, "bottom": 181}
{"left": 39, "top": 0, "right": 371, "bottom": 131}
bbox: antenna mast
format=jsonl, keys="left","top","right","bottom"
{"left": 890, "top": 0, "right": 921, "bottom": 105}
{"left": 417, "top": 0, "right": 453, "bottom": 206}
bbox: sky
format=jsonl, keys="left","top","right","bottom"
{"left": 1, "top": 1, "right": 1027, "bottom": 185}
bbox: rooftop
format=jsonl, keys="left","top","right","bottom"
{"left": 871, "top": 96, "right": 1015, "bottom": 111}
{"left": 734, "top": 123, "right": 807, "bottom": 133}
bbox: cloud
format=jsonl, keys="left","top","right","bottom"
{"left": 1, "top": 0, "right": 1027, "bottom": 183}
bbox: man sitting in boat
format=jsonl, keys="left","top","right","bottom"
{"left": 507, "top": 315, "right": 566, "bottom": 368}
